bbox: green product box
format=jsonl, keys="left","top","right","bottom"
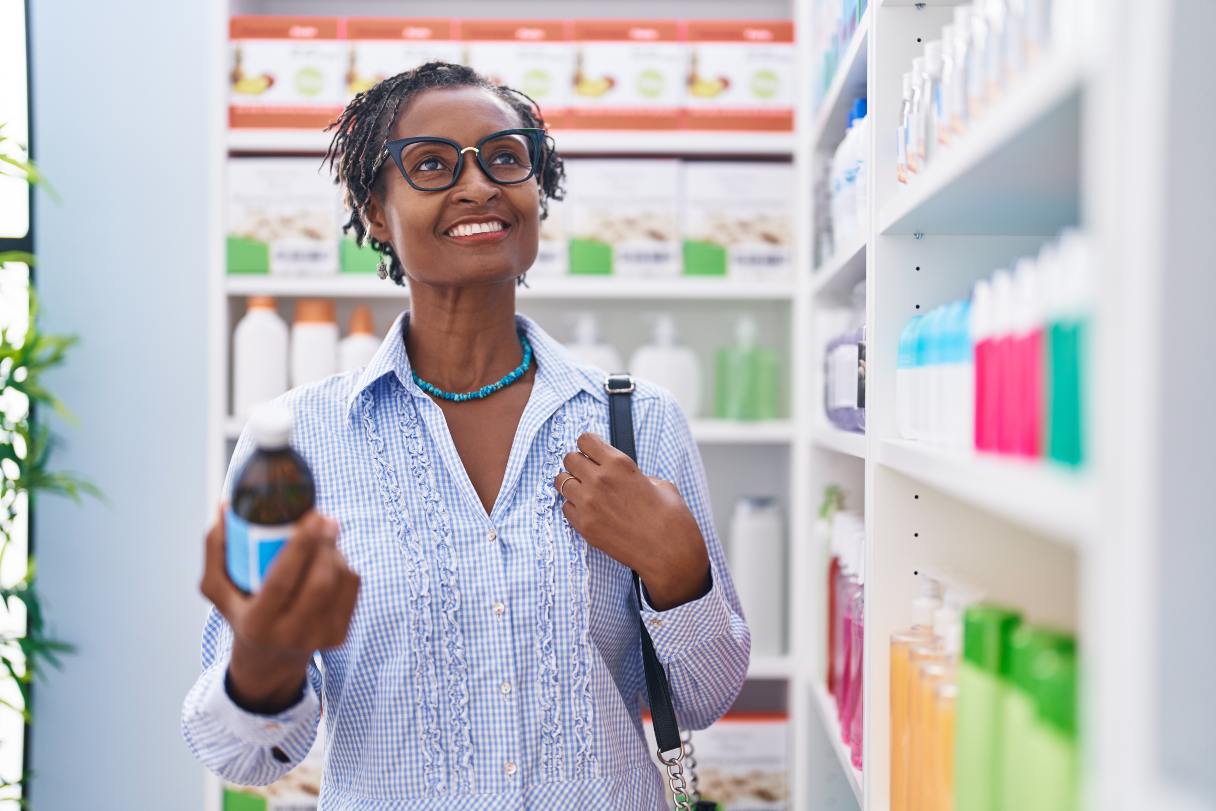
{"left": 340, "top": 237, "right": 380, "bottom": 274}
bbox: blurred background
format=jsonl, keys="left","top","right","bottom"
{"left": 0, "top": 0, "right": 1212, "bottom": 809}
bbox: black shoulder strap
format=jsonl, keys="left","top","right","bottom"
{"left": 605, "top": 373, "right": 682, "bottom": 758}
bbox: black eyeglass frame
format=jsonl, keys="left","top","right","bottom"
{"left": 382, "top": 127, "right": 548, "bottom": 192}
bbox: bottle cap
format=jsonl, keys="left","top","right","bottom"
{"left": 571, "top": 312, "right": 599, "bottom": 345}
{"left": 902, "top": 72, "right": 914, "bottom": 99}
{"left": 1034, "top": 648, "right": 1079, "bottom": 738}
{"left": 962, "top": 603, "right": 1022, "bottom": 675}
{"left": 295, "top": 298, "right": 337, "bottom": 325}
{"left": 911, "top": 578, "right": 943, "bottom": 627}
{"left": 898, "top": 314, "right": 923, "bottom": 369}
{"left": 848, "top": 96, "right": 868, "bottom": 126}
{"left": 348, "top": 305, "right": 375, "bottom": 336}
{"left": 912, "top": 57, "right": 925, "bottom": 87}
{"left": 248, "top": 296, "right": 277, "bottom": 312}
{"left": 653, "top": 313, "right": 678, "bottom": 346}
{"left": 248, "top": 402, "right": 293, "bottom": 450}
{"left": 734, "top": 314, "right": 758, "bottom": 348}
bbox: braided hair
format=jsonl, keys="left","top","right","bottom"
{"left": 323, "top": 61, "right": 566, "bottom": 286}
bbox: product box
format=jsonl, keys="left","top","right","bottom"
{"left": 532, "top": 192, "right": 569, "bottom": 278}
{"left": 568, "top": 21, "right": 687, "bottom": 130}
{"left": 229, "top": 17, "right": 347, "bottom": 130}
{"left": 644, "top": 712, "right": 790, "bottom": 809}
{"left": 461, "top": 20, "right": 576, "bottom": 129}
{"left": 563, "top": 159, "right": 681, "bottom": 278}
{"left": 684, "top": 21, "right": 796, "bottom": 131}
{"left": 345, "top": 18, "right": 463, "bottom": 97}
{"left": 227, "top": 159, "right": 341, "bottom": 275}
{"left": 682, "top": 162, "right": 794, "bottom": 280}
{"left": 223, "top": 736, "right": 323, "bottom": 810}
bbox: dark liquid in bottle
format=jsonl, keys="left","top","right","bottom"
{"left": 232, "top": 447, "right": 316, "bottom": 526}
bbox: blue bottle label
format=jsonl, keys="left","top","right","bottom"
{"left": 225, "top": 507, "right": 293, "bottom": 593}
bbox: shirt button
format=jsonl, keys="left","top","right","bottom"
{"left": 487, "top": 529, "right": 498, "bottom": 542}
{"left": 492, "top": 601, "right": 506, "bottom": 618}
{"left": 503, "top": 761, "right": 518, "bottom": 776}
{"left": 500, "top": 681, "right": 513, "bottom": 695}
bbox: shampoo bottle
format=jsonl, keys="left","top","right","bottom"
{"left": 290, "top": 299, "right": 339, "bottom": 388}
{"left": 233, "top": 296, "right": 289, "bottom": 420}
{"left": 630, "top": 314, "right": 702, "bottom": 418}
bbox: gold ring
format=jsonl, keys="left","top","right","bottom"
{"left": 559, "top": 473, "right": 579, "bottom": 498}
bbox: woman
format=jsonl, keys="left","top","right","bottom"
{"left": 183, "top": 62, "right": 750, "bottom": 810}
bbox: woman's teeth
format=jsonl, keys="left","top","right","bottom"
{"left": 447, "top": 221, "right": 506, "bottom": 237}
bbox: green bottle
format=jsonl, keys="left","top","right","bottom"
{"left": 954, "top": 604, "right": 1022, "bottom": 811}
{"left": 1002, "top": 627, "right": 1077, "bottom": 811}
{"left": 714, "top": 315, "right": 779, "bottom": 421}
{"left": 1027, "top": 648, "right": 1080, "bottom": 811}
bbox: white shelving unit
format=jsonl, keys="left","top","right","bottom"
{"left": 206, "top": 1, "right": 1172, "bottom": 809}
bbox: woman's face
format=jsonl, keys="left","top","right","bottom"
{"left": 365, "top": 86, "right": 542, "bottom": 288}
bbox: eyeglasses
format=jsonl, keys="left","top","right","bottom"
{"left": 381, "top": 128, "right": 546, "bottom": 192}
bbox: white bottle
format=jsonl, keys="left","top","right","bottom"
{"left": 852, "top": 110, "right": 870, "bottom": 234}
{"left": 728, "top": 497, "right": 785, "bottom": 656}
{"left": 629, "top": 314, "right": 702, "bottom": 418}
{"left": 897, "top": 72, "right": 914, "bottom": 183}
{"left": 566, "top": 312, "right": 624, "bottom": 372}
{"left": 290, "top": 298, "right": 339, "bottom": 388}
{"left": 233, "top": 296, "right": 288, "bottom": 420}
{"left": 937, "top": 25, "right": 958, "bottom": 148}
{"left": 909, "top": 57, "right": 926, "bottom": 173}
{"left": 921, "top": 42, "right": 944, "bottom": 168}
{"left": 952, "top": 7, "right": 973, "bottom": 135}
{"left": 339, "top": 305, "right": 380, "bottom": 373}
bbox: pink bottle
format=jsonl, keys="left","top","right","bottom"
{"left": 1013, "top": 257, "right": 1045, "bottom": 457}
{"left": 971, "top": 279, "right": 995, "bottom": 451}
{"left": 991, "top": 270, "right": 1017, "bottom": 455}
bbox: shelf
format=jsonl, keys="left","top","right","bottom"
{"left": 748, "top": 655, "right": 795, "bottom": 680}
{"left": 873, "top": 439, "right": 1096, "bottom": 544}
{"left": 228, "top": 128, "right": 796, "bottom": 158}
{"left": 225, "top": 274, "right": 797, "bottom": 301}
{"left": 811, "top": 425, "right": 867, "bottom": 460}
{"left": 879, "top": 52, "right": 1084, "bottom": 235}
{"left": 810, "top": 235, "right": 866, "bottom": 300}
{"left": 809, "top": 10, "right": 870, "bottom": 151}
{"left": 225, "top": 417, "right": 794, "bottom": 446}
{"left": 814, "top": 684, "right": 864, "bottom": 805}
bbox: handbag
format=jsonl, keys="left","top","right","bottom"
{"left": 606, "top": 374, "right": 717, "bottom": 811}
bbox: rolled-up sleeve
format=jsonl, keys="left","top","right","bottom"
{"left": 638, "top": 392, "right": 751, "bottom": 730}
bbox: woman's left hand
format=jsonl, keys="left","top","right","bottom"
{"left": 556, "top": 433, "right": 711, "bottom": 611}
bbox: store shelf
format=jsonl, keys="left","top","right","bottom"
{"left": 879, "top": 52, "right": 1084, "bottom": 235}
{"left": 809, "top": 10, "right": 870, "bottom": 150}
{"left": 811, "top": 425, "right": 866, "bottom": 460}
{"left": 814, "top": 684, "right": 864, "bottom": 805}
{"left": 748, "top": 655, "right": 795, "bottom": 680}
{"left": 225, "top": 416, "right": 794, "bottom": 445}
{"left": 810, "top": 235, "right": 866, "bottom": 299}
{"left": 225, "top": 274, "right": 797, "bottom": 302}
{"left": 228, "top": 128, "right": 796, "bottom": 158}
{"left": 873, "top": 438, "right": 1096, "bottom": 544}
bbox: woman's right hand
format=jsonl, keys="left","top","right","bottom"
{"left": 200, "top": 505, "right": 361, "bottom": 714}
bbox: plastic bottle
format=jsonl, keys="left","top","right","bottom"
{"left": 630, "top": 314, "right": 702, "bottom": 418}
{"left": 225, "top": 403, "right": 316, "bottom": 593}
{"left": 954, "top": 604, "right": 1022, "bottom": 811}
{"left": 889, "top": 578, "right": 943, "bottom": 811}
{"left": 715, "top": 315, "right": 779, "bottom": 421}
{"left": 908, "top": 59, "right": 925, "bottom": 175}
{"left": 951, "top": 8, "right": 974, "bottom": 136}
{"left": 290, "top": 299, "right": 339, "bottom": 388}
{"left": 848, "top": 543, "right": 866, "bottom": 768}
{"left": 968, "top": 3, "right": 991, "bottom": 119}
{"left": 990, "top": 270, "right": 1017, "bottom": 455}
{"left": 1012, "top": 257, "right": 1044, "bottom": 457}
{"left": 233, "top": 296, "right": 289, "bottom": 420}
{"left": 896, "top": 314, "right": 922, "bottom": 440}
{"left": 338, "top": 305, "right": 380, "bottom": 373}
{"left": 920, "top": 42, "right": 944, "bottom": 170}
{"left": 819, "top": 486, "right": 845, "bottom": 690}
{"left": 972, "top": 278, "right": 996, "bottom": 451}
{"left": 943, "top": 300, "right": 975, "bottom": 451}
{"left": 729, "top": 497, "right": 785, "bottom": 656}
{"left": 897, "top": 72, "right": 914, "bottom": 184}
{"left": 985, "top": 0, "right": 1010, "bottom": 103}
{"left": 1047, "top": 230, "right": 1089, "bottom": 467}
{"left": 937, "top": 25, "right": 958, "bottom": 148}
{"left": 834, "top": 512, "right": 862, "bottom": 723}
{"left": 1026, "top": 645, "right": 1079, "bottom": 811}
{"left": 1003, "top": 626, "right": 1077, "bottom": 811}
{"left": 565, "top": 312, "right": 624, "bottom": 372}
{"left": 825, "top": 282, "right": 866, "bottom": 433}
{"left": 853, "top": 107, "right": 871, "bottom": 235}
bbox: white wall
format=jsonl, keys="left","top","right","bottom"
{"left": 28, "top": 1, "right": 214, "bottom": 807}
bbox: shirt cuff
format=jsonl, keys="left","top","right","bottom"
{"left": 199, "top": 660, "right": 320, "bottom": 748}
{"left": 638, "top": 572, "right": 732, "bottom": 665}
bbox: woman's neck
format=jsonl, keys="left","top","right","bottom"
{"left": 404, "top": 279, "right": 525, "bottom": 392}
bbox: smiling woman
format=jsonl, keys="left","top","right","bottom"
{"left": 183, "top": 61, "right": 750, "bottom": 811}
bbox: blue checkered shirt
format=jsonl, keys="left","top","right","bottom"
{"left": 181, "top": 312, "right": 751, "bottom": 810}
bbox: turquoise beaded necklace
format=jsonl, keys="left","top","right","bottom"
{"left": 411, "top": 332, "right": 533, "bottom": 402}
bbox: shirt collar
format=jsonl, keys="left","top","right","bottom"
{"left": 344, "top": 310, "right": 608, "bottom": 416}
